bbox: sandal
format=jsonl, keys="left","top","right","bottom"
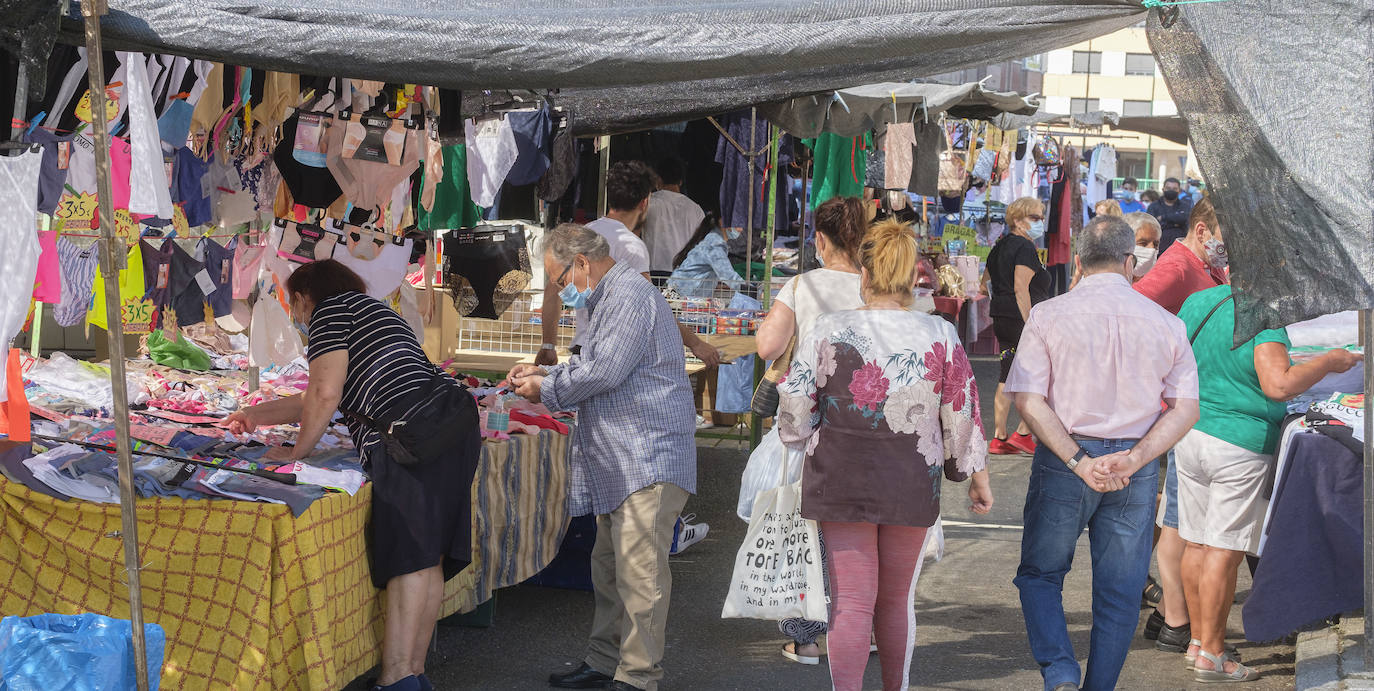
{"left": 1186, "top": 639, "right": 1240, "bottom": 671}
{"left": 1194, "top": 649, "right": 1259, "bottom": 683}
{"left": 781, "top": 641, "right": 820, "bottom": 665}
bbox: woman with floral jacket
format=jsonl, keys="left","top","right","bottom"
{"left": 777, "top": 219, "right": 994, "bottom": 691}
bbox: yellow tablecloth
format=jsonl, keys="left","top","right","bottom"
{"left": 0, "top": 431, "right": 569, "bottom": 690}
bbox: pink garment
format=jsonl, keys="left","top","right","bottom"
{"left": 822, "top": 522, "right": 929, "bottom": 691}
{"left": 32, "top": 231, "right": 61, "bottom": 303}
{"left": 1004, "top": 272, "right": 1199, "bottom": 439}
{"left": 108, "top": 137, "right": 133, "bottom": 211}
{"left": 232, "top": 240, "right": 269, "bottom": 299}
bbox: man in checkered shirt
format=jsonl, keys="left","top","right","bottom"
{"left": 510, "top": 223, "right": 696, "bottom": 691}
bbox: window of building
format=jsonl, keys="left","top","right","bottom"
{"left": 1116, "top": 152, "right": 1149, "bottom": 181}
{"left": 1071, "top": 51, "right": 1102, "bottom": 74}
{"left": 1070, "top": 98, "right": 1100, "bottom": 114}
{"left": 1125, "top": 53, "right": 1156, "bottom": 76}
{"left": 1123, "top": 100, "right": 1154, "bottom": 117}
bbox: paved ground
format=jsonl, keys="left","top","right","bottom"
{"left": 348, "top": 357, "right": 1295, "bottom": 690}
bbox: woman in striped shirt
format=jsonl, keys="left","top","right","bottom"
{"left": 226, "top": 259, "right": 479, "bottom": 691}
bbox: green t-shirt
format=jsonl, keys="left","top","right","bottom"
{"left": 1178, "top": 285, "right": 1291, "bottom": 455}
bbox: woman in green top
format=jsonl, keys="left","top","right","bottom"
{"left": 1174, "top": 285, "right": 1360, "bottom": 683}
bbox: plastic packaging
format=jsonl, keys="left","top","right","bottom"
{"left": 248, "top": 293, "right": 304, "bottom": 368}
{"left": 0, "top": 613, "right": 165, "bottom": 691}
{"left": 736, "top": 428, "right": 805, "bottom": 522}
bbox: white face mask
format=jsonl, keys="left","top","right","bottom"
{"left": 1131, "top": 245, "right": 1158, "bottom": 277}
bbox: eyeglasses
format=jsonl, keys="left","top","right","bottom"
{"left": 555, "top": 261, "right": 574, "bottom": 288}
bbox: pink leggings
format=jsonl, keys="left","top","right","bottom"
{"left": 821, "top": 521, "right": 929, "bottom": 691}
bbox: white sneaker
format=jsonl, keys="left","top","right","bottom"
{"left": 670, "top": 514, "right": 709, "bottom": 555}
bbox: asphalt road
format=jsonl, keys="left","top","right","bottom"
{"left": 349, "top": 357, "right": 1295, "bottom": 690}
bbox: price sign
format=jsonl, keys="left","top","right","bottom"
{"left": 172, "top": 205, "right": 190, "bottom": 236}
{"left": 121, "top": 298, "right": 154, "bottom": 334}
{"left": 56, "top": 192, "right": 98, "bottom": 230}
{"left": 942, "top": 224, "right": 991, "bottom": 260}
{"left": 114, "top": 208, "right": 136, "bottom": 240}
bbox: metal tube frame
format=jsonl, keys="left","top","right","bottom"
{"left": 1364, "top": 308, "right": 1373, "bottom": 669}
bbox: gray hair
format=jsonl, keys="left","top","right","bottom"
{"left": 543, "top": 223, "right": 611, "bottom": 265}
{"left": 1123, "top": 211, "right": 1161, "bottom": 236}
{"left": 1075, "top": 216, "right": 1135, "bottom": 270}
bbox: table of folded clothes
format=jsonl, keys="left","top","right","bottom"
{"left": 0, "top": 353, "right": 573, "bottom": 690}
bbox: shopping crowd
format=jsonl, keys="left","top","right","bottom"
{"left": 312, "top": 156, "right": 1354, "bottom": 691}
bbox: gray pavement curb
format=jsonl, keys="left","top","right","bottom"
{"left": 1297, "top": 614, "right": 1374, "bottom": 691}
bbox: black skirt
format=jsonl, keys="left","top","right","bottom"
{"left": 362, "top": 385, "right": 481, "bottom": 589}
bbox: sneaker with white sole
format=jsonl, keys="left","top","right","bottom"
{"left": 670, "top": 514, "right": 709, "bottom": 555}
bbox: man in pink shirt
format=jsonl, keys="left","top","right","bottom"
{"left": 1006, "top": 216, "right": 1200, "bottom": 691}
{"left": 1133, "top": 197, "right": 1228, "bottom": 315}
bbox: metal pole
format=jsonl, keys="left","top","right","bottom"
{"left": 751, "top": 127, "right": 781, "bottom": 450}
{"left": 744, "top": 108, "right": 757, "bottom": 278}
{"left": 78, "top": 2, "right": 149, "bottom": 689}
{"left": 1363, "top": 307, "right": 1373, "bottom": 669}
{"left": 799, "top": 151, "right": 811, "bottom": 269}
{"left": 596, "top": 135, "right": 610, "bottom": 217}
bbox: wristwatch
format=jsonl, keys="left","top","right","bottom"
{"left": 539, "top": 343, "right": 556, "bottom": 351}
{"left": 1065, "top": 449, "right": 1087, "bottom": 471}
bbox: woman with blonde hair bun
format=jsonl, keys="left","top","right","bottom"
{"left": 777, "top": 219, "right": 994, "bottom": 691}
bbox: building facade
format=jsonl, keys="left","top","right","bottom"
{"left": 1041, "top": 26, "right": 1189, "bottom": 187}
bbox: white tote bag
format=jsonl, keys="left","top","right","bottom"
{"left": 722, "top": 450, "right": 828, "bottom": 622}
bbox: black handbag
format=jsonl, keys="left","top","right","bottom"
{"left": 750, "top": 274, "right": 806, "bottom": 417}
{"left": 343, "top": 377, "right": 476, "bottom": 467}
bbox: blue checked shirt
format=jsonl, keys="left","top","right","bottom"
{"left": 541, "top": 262, "right": 697, "bottom": 516}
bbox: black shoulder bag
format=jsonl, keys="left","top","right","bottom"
{"left": 1189, "top": 294, "right": 1235, "bottom": 345}
{"left": 342, "top": 376, "right": 477, "bottom": 467}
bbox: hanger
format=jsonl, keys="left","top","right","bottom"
{"left": 0, "top": 141, "right": 41, "bottom": 154}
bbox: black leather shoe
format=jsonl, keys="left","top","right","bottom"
{"left": 607, "top": 682, "right": 643, "bottom": 691}
{"left": 1143, "top": 609, "right": 1165, "bottom": 640}
{"left": 548, "top": 663, "right": 613, "bottom": 689}
{"left": 1156, "top": 620, "right": 1192, "bottom": 653}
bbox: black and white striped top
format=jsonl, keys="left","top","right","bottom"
{"left": 307, "top": 291, "right": 438, "bottom": 442}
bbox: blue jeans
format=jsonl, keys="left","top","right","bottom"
{"left": 1015, "top": 439, "right": 1158, "bottom": 691}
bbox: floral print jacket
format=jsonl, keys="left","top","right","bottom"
{"left": 777, "top": 309, "right": 988, "bottom": 527}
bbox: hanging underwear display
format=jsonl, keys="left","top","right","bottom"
{"left": 324, "top": 114, "right": 421, "bottom": 216}
{"left": 330, "top": 222, "right": 412, "bottom": 300}
{"left": 442, "top": 223, "right": 532, "bottom": 320}
{"left": 198, "top": 238, "right": 235, "bottom": 317}
{"left": 272, "top": 113, "right": 344, "bottom": 210}
{"left": 54, "top": 237, "right": 97, "bottom": 327}
{"left": 231, "top": 238, "right": 269, "bottom": 299}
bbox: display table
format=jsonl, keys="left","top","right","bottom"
{"left": 0, "top": 430, "right": 570, "bottom": 690}
{"left": 447, "top": 348, "right": 707, "bottom": 378}
{"left": 1242, "top": 431, "right": 1362, "bottom": 642}
{"left": 932, "top": 294, "right": 994, "bottom": 350}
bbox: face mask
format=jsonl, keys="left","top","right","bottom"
{"left": 726, "top": 228, "right": 742, "bottom": 241}
{"left": 558, "top": 266, "right": 592, "bottom": 309}
{"left": 1026, "top": 219, "right": 1047, "bottom": 240}
{"left": 1131, "top": 246, "right": 1158, "bottom": 277}
{"left": 1203, "top": 236, "right": 1228, "bottom": 269}
{"left": 1163, "top": 189, "right": 1180, "bottom": 202}
{"left": 293, "top": 318, "right": 310, "bottom": 338}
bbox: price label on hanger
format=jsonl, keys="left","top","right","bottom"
{"left": 56, "top": 192, "right": 98, "bottom": 230}
{"left": 172, "top": 205, "right": 190, "bottom": 236}
{"left": 121, "top": 298, "right": 154, "bottom": 334}
{"left": 114, "top": 209, "right": 136, "bottom": 240}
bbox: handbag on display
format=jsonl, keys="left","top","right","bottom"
{"left": 1034, "top": 137, "right": 1063, "bottom": 167}
{"left": 442, "top": 223, "right": 533, "bottom": 320}
{"left": 275, "top": 218, "right": 340, "bottom": 264}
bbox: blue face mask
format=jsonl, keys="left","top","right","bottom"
{"left": 558, "top": 267, "right": 592, "bottom": 309}
{"left": 293, "top": 319, "right": 309, "bottom": 338}
{"left": 1027, "top": 219, "right": 1047, "bottom": 240}
{"left": 726, "top": 228, "right": 742, "bottom": 241}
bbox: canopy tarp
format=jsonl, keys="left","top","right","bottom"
{"left": 1113, "top": 115, "right": 1189, "bottom": 146}
{"left": 1149, "top": 3, "right": 1373, "bottom": 343}
{"left": 758, "top": 82, "right": 1038, "bottom": 138}
{"left": 55, "top": 0, "right": 1145, "bottom": 133}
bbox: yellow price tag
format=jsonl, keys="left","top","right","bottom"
{"left": 114, "top": 208, "right": 136, "bottom": 240}
{"left": 172, "top": 205, "right": 190, "bottom": 236}
{"left": 56, "top": 192, "right": 98, "bottom": 230}
{"left": 121, "top": 298, "right": 154, "bottom": 335}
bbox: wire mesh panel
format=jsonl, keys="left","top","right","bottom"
{"left": 454, "top": 290, "right": 576, "bottom": 354}
{"left": 655, "top": 277, "right": 770, "bottom": 340}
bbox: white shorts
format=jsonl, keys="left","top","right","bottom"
{"left": 1175, "top": 428, "right": 1273, "bottom": 553}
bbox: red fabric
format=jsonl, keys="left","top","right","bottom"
{"left": 509, "top": 409, "right": 570, "bottom": 435}
{"left": 1045, "top": 163, "right": 1074, "bottom": 267}
{"left": 1133, "top": 242, "right": 1227, "bottom": 315}
{"left": 0, "top": 349, "right": 30, "bottom": 442}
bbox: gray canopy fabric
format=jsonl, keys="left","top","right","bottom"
{"left": 758, "top": 82, "right": 1038, "bottom": 139}
{"left": 57, "top": 0, "right": 1145, "bottom": 133}
{"left": 1149, "top": 3, "right": 1373, "bottom": 344}
{"left": 1113, "top": 116, "right": 1189, "bottom": 146}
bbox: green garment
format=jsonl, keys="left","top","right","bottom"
{"left": 418, "top": 144, "right": 483, "bottom": 232}
{"left": 805, "top": 132, "right": 871, "bottom": 210}
{"left": 1178, "top": 285, "right": 1291, "bottom": 454}
{"left": 146, "top": 331, "right": 212, "bottom": 372}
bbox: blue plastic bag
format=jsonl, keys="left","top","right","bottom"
{"left": 0, "top": 613, "right": 164, "bottom": 691}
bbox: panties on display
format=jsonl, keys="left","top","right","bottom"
{"left": 275, "top": 218, "right": 340, "bottom": 264}
{"left": 442, "top": 224, "right": 532, "bottom": 320}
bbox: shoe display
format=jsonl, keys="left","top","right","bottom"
{"left": 548, "top": 662, "right": 612, "bottom": 689}
{"left": 670, "top": 514, "right": 709, "bottom": 556}
{"left": 1007, "top": 433, "right": 1037, "bottom": 455}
